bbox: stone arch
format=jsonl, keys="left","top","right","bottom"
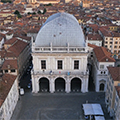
{"left": 39, "top": 77, "right": 49, "bottom": 92}
{"left": 70, "top": 77, "right": 82, "bottom": 92}
{"left": 55, "top": 77, "right": 65, "bottom": 92}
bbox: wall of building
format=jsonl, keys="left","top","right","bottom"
{"left": 32, "top": 52, "right": 89, "bottom": 93}
{"left": 88, "top": 40, "right": 102, "bottom": 46}
{"left": 0, "top": 77, "right": 19, "bottom": 120}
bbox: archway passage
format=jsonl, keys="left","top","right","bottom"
{"left": 55, "top": 77, "right": 65, "bottom": 92}
{"left": 39, "top": 77, "right": 49, "bottom": 92}
{"left": 99, "top": 83, "right": 104, "bottom": 91}
{"left": 71, "top": 78, "right": 81, "bottom": 92}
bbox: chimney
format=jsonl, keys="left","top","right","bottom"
{"left": 106, "top": 58, "right": 108, "bottom": 62}
{"left": 7, "top": 65, "right": 10, "bottom": 69}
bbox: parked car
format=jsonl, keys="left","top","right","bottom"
{"left": 20, "top": 88, "right": 24, "bottom": 95}
{"left": 27, "top": 83, "right": 31, "bottom": 89}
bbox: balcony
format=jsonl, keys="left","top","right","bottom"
{"left": 32, "top": 70, "right": 89, "bottom": 76}
{"left": 32, "top": 46, "right": 88, "bottom": 53}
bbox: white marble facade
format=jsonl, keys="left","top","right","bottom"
{"left": 31, "top": 12, "right": 89, "bottom": 93}
{"left": 31, "top": 53, "right": 89, "bottom": 93}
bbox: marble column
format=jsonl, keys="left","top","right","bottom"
{"left": 65, "top": 76, "right": 70, "bottom": 93}
{"left": 50, "top": 77, "right": 55, "bottom": 93}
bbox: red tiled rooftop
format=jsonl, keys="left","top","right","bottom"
{"left": 0, "top": 74, "right": 17, "bottom": 107}
{"left": 115, "top": 86, "right": 120, "bottom": 98}
{"left": 88, "top": 43, "right": 98, "bottom": 48}
{"left": 7, "top": 40, "right": 28, "bottom": 57}
{"left": 4, "top": 37, "right": 18, "bottom": 44}
{"left": 15, "top": 22, "right": 24, "bottom": 26}
{"left": 1, "top": 59, "right": 18, "bottom": 70}
{"left": 87, "top": 34, "right": 103, "bottom": 41}
{"left": 93, "top": 47, "right": 115, "bottom": 62}
{"left": 108, "top": 67, "right": 120, "bottom": 81}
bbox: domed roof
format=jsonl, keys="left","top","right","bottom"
{"left": 35, "top": 12, "right": 85, "bottom": 47}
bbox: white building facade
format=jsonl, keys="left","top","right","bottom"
{"left": 31, "top": 12, "right": 89, "bottom": 93}
{"left": 92, "top": 47, "right": 115, "bottom": 92}
{"left": 105, "top": 67, "right": 120, "bottom": 119}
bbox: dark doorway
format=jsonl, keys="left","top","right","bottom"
{"left": 71, "top": 78, "right": 81, "bottom": 92}
{"left": 39, "top": 77, "right": 49, "bottom": 92}
{"left": 99, "top": 83, "right": 105, "bottom": 91}
{"left": 55, "top": 77, "right": 65, "bottom": 92}
{"left": 88, "top": 64, "right": 95, "bottom": 91}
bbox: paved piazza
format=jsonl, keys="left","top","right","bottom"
{"left": 39, "top": 108, "right": 79, "bottom": 119}
{"left": 11, "top": 91, "right": 112, "bottom": 120}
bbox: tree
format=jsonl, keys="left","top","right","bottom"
{"left": 28, "top": 12, "right": 31, "bottom": 15}
{"left": 1, "top": 0, "right": 12, "bottom": 3}
{"left": 43, "top": 8, "right": 46, "bottom": 14}
{"left": 37, "top": 10, "right": 41, "bottom": 14}
{"left": 47, "top": 3, "right": 52, "bottom": 6}
{"left": 14, "top": 10, "right": 22, "bottom": 18}
{"left": 32, "top": 12, "right": 36, "bottom": 15}
{"left": 17, "top": 14, "right": 22, "bottom": 18}
{"left": 14, "top": 10, "right": 20, "bottom": 15}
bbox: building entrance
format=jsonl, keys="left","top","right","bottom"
{"left": 71, "top": 78, "right": 81, "bottom": 92}
{"left": 55, "top": 77, "right": 65, "bottom": 92}
{"left": 99, "top": 83, "right": 105, "bottom": 91}
{"left": 39, "top": 77, "right": 49, "bottom": 92}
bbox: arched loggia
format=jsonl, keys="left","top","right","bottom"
{"left": 39, "top": 77, "right": 49, "bottom": 92}
{"left": 71, "top": 77, "right": 82, "bottom": 92}
{"left": 55, "top": 77, "right": 65, "bottom": 92}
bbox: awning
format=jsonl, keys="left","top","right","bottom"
{"left": 82, "top": 104, "right": 104, "bottom": 116}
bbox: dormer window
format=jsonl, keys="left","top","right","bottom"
{"left": 11, "top": 69, "right": 15, "bottom": 72}
{"left": 5, "top": 70, "right": 8, "bottom": 73}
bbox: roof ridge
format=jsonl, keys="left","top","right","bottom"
{"left": 98, "top": 47, "right": 106, "bottom": 61}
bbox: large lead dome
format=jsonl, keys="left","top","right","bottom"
{"left": 35, "top": 12, "right": 85, "bottom": 47}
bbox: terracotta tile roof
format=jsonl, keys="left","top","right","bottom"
{"left": 17, "top": 36, "right": 31, "bottom": 41}
{"left": 4, "top": 37, "right": 17, "bottom": 44}
{"left": 7, "top": 40, "right": 28, "bottom": 57}
{"left": 112, "top": 32, "right": 120, "bottom": 37}
{"left": 27, "top": 27, "right": 40, "bottom": 33}
{"left": 89, "top": 24, "right": 99, "bottom": 33}
{"left": 115, "top": 86, "right": 120, "bottom": 98}
{"left": 0, "top": 36, "right": 3, "bottom": 41}
{"left": 0, "top": 74, "right": 17, "bottom": 107}
{"left": 87, "top": 34, "right": 103, "bottom": 41}
{"left": 4, "top": 51, "right": 17, "bottom": 58}
{"left": 99, "top": 27, "right": 113, "bottom": 37}
{"left": 0, "top": 33, "right": 5, "bottom": 38}
{"left": 88, "top": 43, "right": 98, "bottom": 48}
{"left": 108, "top": 67, "right": 120, "bottom": 81}
{"left": 1, "top": 59, "right": 18, "bottom": 70}
{"left": 15, "top": 22, "right": 24, "bottom": 26}
{"left": 0, "top": 50, "right": 6, "bottom": 58}
{"left": 93, "top": 47, "right": 115, "bottom": 62}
